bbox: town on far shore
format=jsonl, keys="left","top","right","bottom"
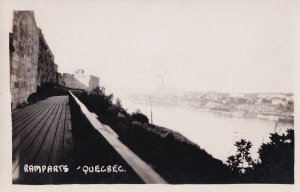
{"left": 128, "top": 92, "right": 294, "bottom": 122}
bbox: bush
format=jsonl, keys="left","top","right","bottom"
{"left": 131, "top": 112, "right": 149, "bottom": 124}
{"left": 26, "top": 83, "right": 68, "bottom": 103}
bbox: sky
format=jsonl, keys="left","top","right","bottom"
{"left": 5, "top": 0, "right": 296, "bottom": 96}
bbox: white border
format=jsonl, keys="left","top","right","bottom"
{"left": 0, "top": 0, "right": 299, "bottom": 191}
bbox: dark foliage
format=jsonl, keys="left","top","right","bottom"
{"left": 249, "top": 129, "right": 294, "bottom": 183}
{"left": 27, "top": 82, "right": 68, "bottom": 104}
{"left": 226, "top": 139, "right": 254, "bottom": 175}
{"left": 75, "top": 86, "right": 125, "bottom": 125}
{"left": 227, "top": 129, "right": 294, "bottom": 183}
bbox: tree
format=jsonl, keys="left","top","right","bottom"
{"left": 226, "top": 139, "right": 253, "bottom": 174}
{"left": 115, "top": 98, "right": 122, "bottom": 109}
{"left": 111, "top": 97, "right": 129, "bottom": 118}
{"left": 254, "top": 129, "right": 294, "bottom": 183}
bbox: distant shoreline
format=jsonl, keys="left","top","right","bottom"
{"left": 128, "top": 100, "right": 294, "bottom": 123}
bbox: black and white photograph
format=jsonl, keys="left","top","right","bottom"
{"left": 0, "top": 0, "right": 299, "bottom": 191}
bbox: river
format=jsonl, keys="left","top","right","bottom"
{"left": 121, "top": 98, "right": 294, "bottom": 162}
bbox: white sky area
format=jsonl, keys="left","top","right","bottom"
{"left": 5, "top": 0, "right": 295, "bottom": 96}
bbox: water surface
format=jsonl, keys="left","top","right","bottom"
{"left": 122, "top": 99, "right": 294, "bottom": 162}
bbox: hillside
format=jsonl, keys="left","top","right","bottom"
{"left": 74, "top": 88, "right": 238, "bottom": 183}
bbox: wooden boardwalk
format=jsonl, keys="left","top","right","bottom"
{"left": 12, "top": 96, "right": 73, "bottom": 181}
{"left": 11, "top": 94, "right": 166, "bottom": 184}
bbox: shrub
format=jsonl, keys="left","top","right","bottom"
{"left": 26, "top": 83, "right": 68, "bottom": 104}
{"left": 131, "top": 112, "right": 149, "bottom": 124}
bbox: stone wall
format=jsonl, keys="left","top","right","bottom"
{"left": 73, "top": 69, "right": 100, "bottom": 91}
{"left": 10, "top": 11, "right": 40, "bottom": 109}
{"left": 10, "top": 11, "right": 100, "bottom": 109}
{"left": 10, "top": 11, "right": 59, "bottom": 109}
{"left": 62, "top": 73, "right": 88, "bottom": 90}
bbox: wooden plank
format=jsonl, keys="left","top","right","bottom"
{"left": 12, "top": 97, "right": 63, "bottom": 172}
{"left": 12, "top": 98, "right": 50, "bottom": 117}
{"left": 69, "top": 91, "right": 167, "bottom": 184}
{"left": 17, "top": 97, "right": 64, "bottom": 163}
{"left": 12, "top": 97, "right": 60, "bottom": 150}
{"left": 48, "top": 97, "right": 67, "bottom": 165}
{"left": 12, "top": 101, "right": 47, "bottom": 123}
{"left": 12, "top": 97, "right": 56, "bottom": 121}
{"left": 12, "top": 97, "right": 61, "bottom": 158}
{"left": 12, "top": 100, "right": 53, "bottom": 137}
{"left": 27, "top": 98, "right": 63, "bottom": 163}
{"left": 12, "top": 98, "right": 58, "bottom": 152}
{"left": 35, "top": 96, "right": 66, "bottom": 164}
{"left": 27, "top": 96, "right": 65, "bottom": 164}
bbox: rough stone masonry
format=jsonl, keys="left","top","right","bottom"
{"left": 9, "top": 11, "right": 99, "bottom": 109}
{"left": 10, "top": 11, "right": 40, "bottom": 109}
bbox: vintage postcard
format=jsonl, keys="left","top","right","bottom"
{"left": 0, "top": 0, "right": 299, "bottom": 192}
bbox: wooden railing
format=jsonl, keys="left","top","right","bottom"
{"left": 69, "top": 91, "right": 168, "bottom": 184}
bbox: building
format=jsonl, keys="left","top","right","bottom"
{"left": 73, "top": 69, "right": 99, "bottom": 91}
{"left": 272, "top": 98, "right": 287, "bottom": 106}
{"left": 62, "top": 69, "right": 99, "bottom": 91}
{"left": 89, "top": 75, "right": 100, "bottom": 91}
